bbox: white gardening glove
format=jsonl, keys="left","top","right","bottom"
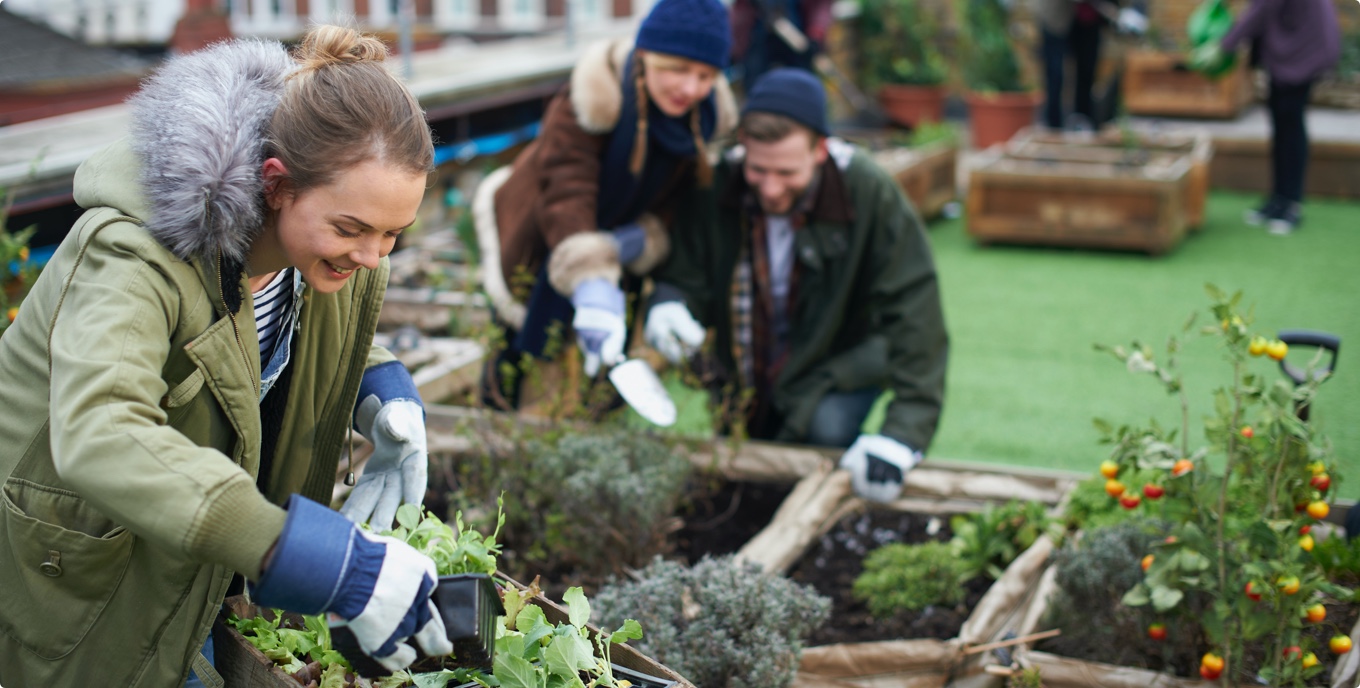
{"left": 838, "top": 434, "right": 923, "bottom": 503}
{"left": 644, "top": 301, "right": 706, "bottom": 365}
{"left": 344, "top": 397, "right": 428, "bottom": 532}
{"left": 254, "top": 495, "right": 452, "bottom": 673}
{"left": 1116, "top": 7, "right": 1148, "bottom": 35}
{"left": 571, "top": 277, "right": 628, "bottom": 377}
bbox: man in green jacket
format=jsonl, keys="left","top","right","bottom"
{"left": 645, "top": 68, "right": 948, "bottom": 503}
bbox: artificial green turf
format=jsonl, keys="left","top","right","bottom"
{"left": 927, "top": 190, "right": 1360, "bottom": 485}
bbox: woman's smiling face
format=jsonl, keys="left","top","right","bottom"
{"left": 261, "top": 157, "right": 426, "bottom": 293}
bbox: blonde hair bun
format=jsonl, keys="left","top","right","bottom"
{"left": 293, "top": 25, "right": 389, "bottom": 73}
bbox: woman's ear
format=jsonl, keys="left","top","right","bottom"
{"left": 261, "top": 158, "right": 290, "bottom": 210}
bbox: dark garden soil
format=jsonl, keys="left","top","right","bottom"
{"left": 788, "top": 509, "right": 991, "bottom": 646}
{"left": 672, "top": 479, "right": 795, "bottom": 564}
{"left": 1035, "top": 570, "right": 1360, "bottom": 685}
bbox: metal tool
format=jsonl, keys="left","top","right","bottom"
{"left": 607, "top": 358, "right": 677, "bottom": 427}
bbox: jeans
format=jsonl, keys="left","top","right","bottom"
{"left": 806, "top": 389, "right": 881, "bottom": 448}
{"left": 183, "top": 634, "right": 215, "bottom": 688}
{"left": 1268, "top": 78, "right": 1315, "bottom": 204}
{"left": 1041, "top": 20, "right": 1102, "bottom": 129}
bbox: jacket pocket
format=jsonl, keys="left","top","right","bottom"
{"left": 0, "top": 479, "right": 133, "bottom": 659}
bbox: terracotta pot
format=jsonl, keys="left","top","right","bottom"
{"left": 877, "top": 84, "right": 948, "bottom": 128}
{"left": 965, "top": 90, "right": 1040, "bottom": 150}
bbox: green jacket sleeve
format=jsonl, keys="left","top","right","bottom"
{"left": 650, "top": 163, "right": 727, "bottom": 326}
{"left": 48, "top": 222, "right": 284, "bottom": 580}
{"left": 858, "top": 159, "right": 949, "bottom": 452}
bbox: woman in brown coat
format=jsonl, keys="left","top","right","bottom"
{"left": 474, "top": 0, "right": 737, "bottom": 407}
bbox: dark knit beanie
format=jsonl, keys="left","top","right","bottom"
{"left": 741, "top": 67, "right": 830, "bottom": 136}
{"left": 635, "top": 0, "right": 731, "bottom": 69}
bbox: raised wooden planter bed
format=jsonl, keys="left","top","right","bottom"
{"left": 1209, "top": 137, "right": 1360, "bottom": 200}
{"left": 1005, "top": 126, "right": 1213, "bottom": 229}
{"left": 1122, "top": 48, "right": 1253, "bottom": 120}
{"left": 965, "top": 147, "right": 1195, "bottom": 255}
{"left": 871, "top": 142, "right": 960, "bottom": 221}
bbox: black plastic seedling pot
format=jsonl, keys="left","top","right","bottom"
{"left": 331, "top": 573, "right": 504, "bottom": 678}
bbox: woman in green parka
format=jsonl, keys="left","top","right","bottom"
{"left": 0, "top": 27, "right": 454, "bottom": 687}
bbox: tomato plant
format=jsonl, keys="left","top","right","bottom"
{"left": 1092, "top": 287, "right": 1351, "bottom": 686}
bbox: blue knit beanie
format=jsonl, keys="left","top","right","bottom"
{"left": 635, "top": 0, "right": 731, "bottom": 69}
{"left": 742, "top": 68, "right": 830, "bottom": 136}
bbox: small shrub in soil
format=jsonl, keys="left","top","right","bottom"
{"left": 593, "top": 555, "right": 831, "bottom": 688}
{"left": 789, "top": 509, "right": 991, "bottom": 645}
{"left": 854, "top": 541, "right": 973, "bottom": 615}
{"left": 442, "top": 428, "right": 692, "bottom": 588}
{"left": 1038, "top": 520, "right": 1183, "bottom": 672}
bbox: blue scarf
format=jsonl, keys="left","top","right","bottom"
{"left": 596, "top": 53, "right": 718, "bottom": 230}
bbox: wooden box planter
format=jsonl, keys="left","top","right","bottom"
{"left": 212, "top": 575, "right": 695, "bottom": 688}
{"left": 1005, "top": 126, "right": 1213, "bottom": 229}
{"left": 1122, "top": 48, "right": 1253, "bottom": 120}
{"left": 1209, "top": 137, "right": 1360, "bottom": 200}
{"left": 872, "top": 143, "right": 960, "bottom": 221}
{"left": 965, "top": 147, "right": 1195, "bottom": 255}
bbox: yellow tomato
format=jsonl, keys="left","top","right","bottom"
{"left": 1305, "top": 603, "right": 1326, "bottom": 623}
{"left": 1307, "top": 501, "right": 1331, "bottom": 520}
{"left": 1172, "top": 459, "right": 1194, "bottom": 477}
{"left": 5, "top": 307, "right": 16, "bottom": 323}
{"left": 1331, "top": 635, "right": 1353, "bottom": 655}
{"left": 1277, "top": 575, "right": 1301, "bottom": 595}
{"left": 1141, "top": 554, "right": 1154, "bottom": 572}
{"left": 1248, "top": 336, "right": 1267, "bottom": 356}
{"left": 1105, "top": 479, "right": 1126, "bottom": 498}
{"left": 1300, "top": 534, "right": 1315, "bottom": 552}
{"left": 1302, "top": 651, "right": 1319, "bottom": 668}
{"left": 1201, "top": 652, "right": 1225, "bottom": 673}
{"left": 1266, "top": 339, "right": 1289, "bottom": 361}
{"left": 1099, "top": 460, "right": 1119, "bottom": 479}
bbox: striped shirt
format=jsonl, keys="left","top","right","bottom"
{"left": 252, "top": 268, "right": 293, "bottom": 367}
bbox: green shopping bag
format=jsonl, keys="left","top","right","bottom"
{"left": 1186, "top": 0, "right": 1237, "bottom": 77}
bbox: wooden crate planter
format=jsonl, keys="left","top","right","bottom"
{"left": 1005, "top": 126, "right": 1213, "bottom": 229}
{"left": 1209, "top": 137, "right": 1360, "bottom": 200}
{"left": 872, "top": 143, "right": 960, "bottom": 221}
{"left": 1122, "top": 48, "right": 1253, "bottom": 120}
{"left": 965, "top": 149, "right": 1195, "bottom": 255}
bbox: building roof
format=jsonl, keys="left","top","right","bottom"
{"left": 0, "top": 7, "right": 150, "bottom": 89}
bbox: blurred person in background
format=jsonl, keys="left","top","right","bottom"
{"left": 1034, "top": 0, "right": 1148, "bottom": 130}
{"left": 1192, "top": 0, "right": 1340, "bottom": 234}
{"left": 474, "top": 0, "right": 738, "bottom": 409}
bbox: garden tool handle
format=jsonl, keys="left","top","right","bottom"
{"left": 1277, "top": 329, "right": 1340, "bottom": 386}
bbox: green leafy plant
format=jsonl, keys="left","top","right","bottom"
{"left": 592, "top": 555, "right": 831, "bottom": 688}
{"left": 855, "top": 500, "right": 1054, "bottom": 616}
{"left": 957, "top": 0, "right": 1027, "bottom": 93}
{"left": 1082, "top": 286, "right": 1351, "bottom": 685}
{"left": 227, "top": 612, "right": 352, "bottom": 678}
{"left": 908, "top": 120, "right": 962, "bottom": 148}
{"left": 386, "top": 501, "right": 504, "bottom": 576}
{"left": 1, "top": 184, "right": 41, "bottom": 337}
{"left": 853, "top": 540, "right": 972, "bottom": 615}
{"left": 857, "top": 0, "right": 947, "bottom": 88}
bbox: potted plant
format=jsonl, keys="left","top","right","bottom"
{"left": 957, "top": 0, "right": 1039, "bottom": 149}
{"left": 857, "top": 0, "right": 949, "bottom": 128}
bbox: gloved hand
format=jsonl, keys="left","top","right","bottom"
{"left": 253, "top": 495, "right": 453, "bottom": 673}
{"left": 1187, "top": 42, "right": 1225, "bottom": 75}
{"left": 644, "top": 301, "right": 706, "bottom": 365}
{"left": 342, "top": 361, "right": 427, "bottom": 532}
{"left": 611, "top": 223, "right": 646, "bottom": 265}
{"left": 571, "top": 277, "right": 627, "bottom": 377}
{"left": 838, "top": 434, "right": 922, "bottom": 503}
{"left": 1116, "top": 7, "right": 1148, "bottom": 35}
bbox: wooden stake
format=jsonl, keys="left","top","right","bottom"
{"left": 962, "top": 628, "right": 1062, "bottom": 655}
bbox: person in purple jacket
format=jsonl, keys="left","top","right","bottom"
{"left": 1197, "top": 0, "right": 1341, "bottom": 234}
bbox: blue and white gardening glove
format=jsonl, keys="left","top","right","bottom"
{"left": 253, "top": 495, "right": 452, "bottom": 673}
{"left": 644, "top": 301, "right": 706, "bottom": 365}
{"left": 570, "top": 277, "right": 627, "bottom": 377}
{"left": 611, "top": 223, "right": 647, "bottom": 266}
{"left": 1116, "top": 7, "right": 1148, "bottom": 35}
{"left": 342, "top": 361, "right": 427, "bottom": 532}
{"left": 838, "top": 434, "right": 923, "bottom": 504}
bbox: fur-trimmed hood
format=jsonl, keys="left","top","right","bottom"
{"left": 569, "top": 38, "right": 738, "bottom": 137}
{"left": 74, "top": 39, "right": 295, "bottom": 264}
